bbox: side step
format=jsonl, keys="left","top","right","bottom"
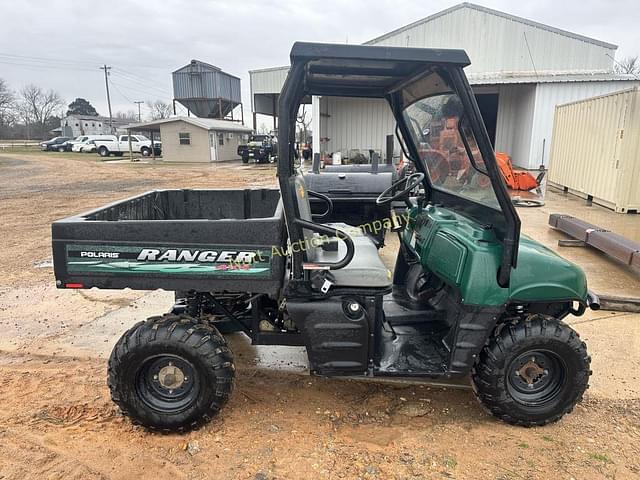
{"left": 383, "top": 294, "right": 446, "bottom": 327}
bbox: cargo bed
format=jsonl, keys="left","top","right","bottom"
{"left": 52, "top": 188, "right": 286, "bottom": 295}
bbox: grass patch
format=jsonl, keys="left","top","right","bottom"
{"left": 541, "top": 435, "right": 554, "bottom": 442}
{"left": 590, "top": 452, "right": 612, "bottom": 464}
{"left": 443, "top": 456, "right": 457, "bottom": 469}
{"left": 518, "top": 442, "right": 529, "bottom": 449}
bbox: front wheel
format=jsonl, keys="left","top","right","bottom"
{"left": 471, "top": 314, "right": 591, "bottom": 427}
{"left": 108, "top": 314, "right": 235, "bottom": 432}
{"left": 141, "top": 147, "right": 151, "bottom": 157}
{"left": 98, "top": 146, "right": 110, "bottom": 157}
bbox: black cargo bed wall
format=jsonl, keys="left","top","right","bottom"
{"left": 86, "top": 189, "right": 281, "bottom": 222}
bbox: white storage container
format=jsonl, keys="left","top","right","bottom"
{"left": 549, "top": 87, "right": 640, "bottom": 213}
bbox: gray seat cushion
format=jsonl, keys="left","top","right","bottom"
{"left": 314, "top": 223, "right": 391, "bottom": 289}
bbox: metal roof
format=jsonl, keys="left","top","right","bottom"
{"left": 468, "top": 71, "right": 638, "bottom": 85}
{"left": 249, "top": 65, "right": 290, "bottom": 74}
{"left": 172, "top": 59, "right": 241, "bottom": 80}
{"left": 125, "top": 117, "right": 252, "bottom": 133}
{"left": 364, "top": 3, "right": 617, "bottom": 50}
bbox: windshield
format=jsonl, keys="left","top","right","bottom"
{"left": 402, "top": 91, "right": 499, "bottom": 209}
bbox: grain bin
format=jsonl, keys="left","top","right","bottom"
{"left": 549, "top": 87, "right": 640, "bottom": 213}
{"left": 172, "top": 60, "right": 242, "bottom": 119}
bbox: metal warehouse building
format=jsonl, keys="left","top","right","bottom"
{"left": 249, "top": 2, "right": 638, "bottom": 169}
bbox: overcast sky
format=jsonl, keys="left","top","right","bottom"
{"left": 1, "top": 0, "right": 638, "bottom": 126}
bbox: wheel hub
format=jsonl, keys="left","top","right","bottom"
{"left": 158, "top": 363, "right": 186, "bottom": 390}
{"left": 507, "top": 350, "right": 566, "bottom": 406}
{"left": 517, "top": 358, "right": 546, "bottom": 385}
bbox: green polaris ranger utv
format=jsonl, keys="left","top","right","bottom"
{"left": 52, "top": 42, "right": 599, "bottom": 432}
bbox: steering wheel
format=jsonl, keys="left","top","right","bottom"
{"left": 376, "top": 172, "right": 425, "bottom": 205}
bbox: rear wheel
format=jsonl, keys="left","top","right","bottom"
{"left": 242, "top": 156, "right": 249, "bottom": 164}
{"left": 98, "top": 146, "right": 110, "bottom": 157}
{"left": 471, "top": 314, "right": 590, "bottom": 427}
{"left": 57, "top": 146, "right": 66, "bottom": 152}
{"left": 108, "top": 314, "right": 235, "bottom": 432}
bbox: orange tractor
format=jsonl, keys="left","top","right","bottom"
{"left": 495, "top": 152, "right": 544, "bottom": 191}
{"left": 405, "top": 115, "right": 544, "bottom": 192}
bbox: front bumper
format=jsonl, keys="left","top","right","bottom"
{"left": 587, "top": 290, "right": 600, "bottom": 310}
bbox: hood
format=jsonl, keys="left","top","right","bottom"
{"left": 508, "top": 235, "right": 588, "bottom": 303}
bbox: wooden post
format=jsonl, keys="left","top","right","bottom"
{"left": 128, "top": 128, "right": 133, "bottom": 161}
{"left": 252, "top": 112, "right": 257, "bottom": 132}
{"left": 272, "top": 95, "right": 277, "bottom": 132}
{"left": 150, "top": 130, "right": 156, "bottom": 162}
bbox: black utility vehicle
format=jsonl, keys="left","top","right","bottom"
{"left": 238, "top": 134, "right": 278, "bottom": 163}
{"left": 52, "top": 43, "right": 598, "bottom": 432}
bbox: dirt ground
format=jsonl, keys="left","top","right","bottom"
{"left": 1, "top": 152, "right": 639, "bottom": 480}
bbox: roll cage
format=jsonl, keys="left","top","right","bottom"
{"left": 277, "top": 42, "right": 520, "bottom": 287}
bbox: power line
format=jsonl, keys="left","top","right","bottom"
{"left": 110, "top": 69, "right": 172, "bottom": 96}
{"left": 109, "top": 81, "right": 134, "bottom": 103}
{"left": 0, "top": 52, "right": 98, "bottom": 68}
{"left": 0, "top": 58, "right": 97, "bottom": 72}
{"left": 112, "top": 67, "right": 171, "bottom": 88}
{"left": 110, "top": 80, "right": 165, "bottom": 100}
{"left": 0, "top": 51, "right": 169, "bottom": 71}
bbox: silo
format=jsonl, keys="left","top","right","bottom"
{"left": 172, "top": 60, "right": 242, "bottom": 119}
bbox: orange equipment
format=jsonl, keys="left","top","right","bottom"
{"left": 495, "top": 152, "right": 541, "bottom": 191}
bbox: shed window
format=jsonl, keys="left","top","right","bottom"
{"left": 179, "top": 132, "right": 191, "bottom": 145}
{"left": 218, "top": 133, "right": 224, "bottom": 146}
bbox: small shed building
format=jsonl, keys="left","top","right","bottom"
{"left": 126, "top": 117, "right": 252, "bottom": 163}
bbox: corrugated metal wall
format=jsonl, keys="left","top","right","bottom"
{"left": 250, "top": 67, "right": 289, "bottom": 95}
{"left": 528, "top": 81, "right": 639, "bottom": 169}
{"left": 321, "top": 97, "right": 396, "bottom": 156}
{"left": 366, "top": 6, "right": 614, "bottom": 74}
{"left": 494, "top": 84, "right": 536, "bottom": 165}
{"left": 549, "top": 87, "right": 640, "bottom": 212}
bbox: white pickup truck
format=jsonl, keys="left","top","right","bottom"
{"left": 94, "top": 135, "right": 160, "bottom": 157}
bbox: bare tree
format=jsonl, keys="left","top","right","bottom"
{"left": 296, "top": 104, "right": 311, "bottom": 144}
{"left": 0, "top": 78, "right": 16, "bottom": 135}
{"left": 114, "top": 110, "right": 139, "bottom": 121}
{"left": 614, "top": 55, "right": 640, "bottom": 75}
{"left": 146, "top": 100, "right": 172, "bottom": 120}
{"left": 19, "top": 84, "right": 64, "bottom": 139}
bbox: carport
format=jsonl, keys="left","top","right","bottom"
{"left": 123, "top": 124, "right": 161, "bottom": 161}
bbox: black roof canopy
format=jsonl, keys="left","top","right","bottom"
{"left": 290, "top": 42, "right": 471, "bottom": 98}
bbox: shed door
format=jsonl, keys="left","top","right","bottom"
{"left": 209, "top": 131, "right": 217, "bottom": 162}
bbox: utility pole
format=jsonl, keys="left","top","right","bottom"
{"left": 100, "top": 65, "right": 113, "bottom": 133}
{"left": 134, "top": 101, "right": 144, "bottom": 122}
